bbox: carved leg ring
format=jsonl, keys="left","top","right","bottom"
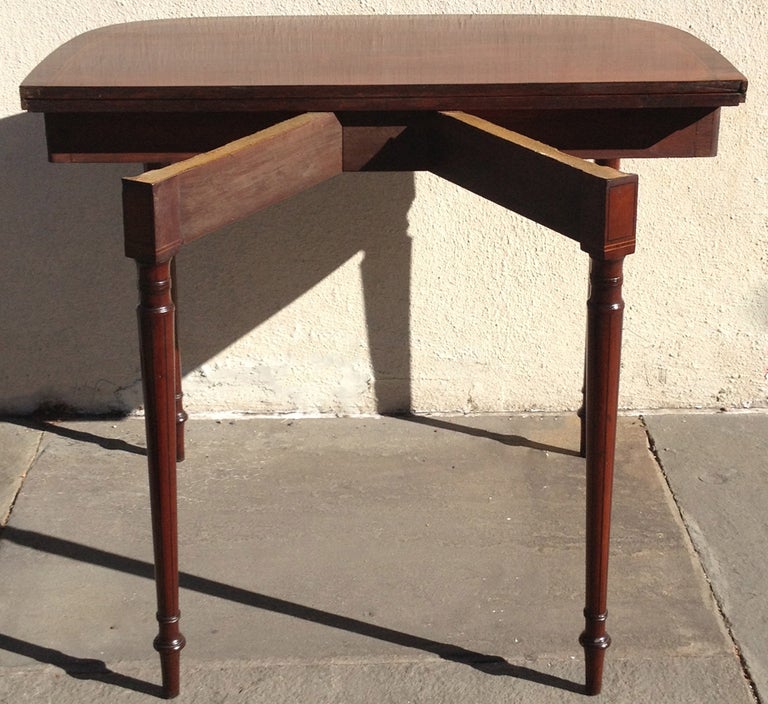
{"left": 137, "top": 260, "right": 186, "bottom": 698}
{"left": 580, "top": 256, "right": 625, "bottom": 695}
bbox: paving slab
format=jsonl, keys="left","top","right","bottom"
{"left": 645, "top": 412, "right": 768, "bottom": 703}
{"left": 0, "top": 654, "right": 752, "bottom": 704}
{"left": 0, "top": 415, "right": 754, "bottom": 703}
{"left": 0, "top": 421, "right": 41, "bottom": 525}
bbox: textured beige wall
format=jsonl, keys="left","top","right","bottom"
{"left": 1, "top": 1, "right": 765, "bottom": 416}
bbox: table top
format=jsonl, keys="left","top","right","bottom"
{"left": 21, "top": 15, "right": 746, "bottom": 113}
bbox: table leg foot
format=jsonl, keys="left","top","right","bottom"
{"left": 580, "top": 615, "right": 611, "bottom": 695}
{"left": 155, "top": 624, "right": 185, "bottom": 698}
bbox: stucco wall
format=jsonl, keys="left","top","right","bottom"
{"left": 1, "top": 1, "right": 765, "bottom": 416}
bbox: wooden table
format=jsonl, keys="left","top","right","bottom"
{"left": 20, "top": 15, "right": 746, "bottom": 699}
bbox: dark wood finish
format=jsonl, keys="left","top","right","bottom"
{"left": 472, "top": 108, "right": 722, "bottom": 160}
{"left": 577, "top": 160, "right": 626, "bottom": 694}
{"left": 123, "top": 112, "right": 342, "bottom": 261}
{"left": 21, "top": 15, "right": 747, "bottom": 700}
{"left": 43, "top": 106, "right": 723, "bottom": 164}
{"left": 428, "top": 113, "right": 637, "bottom": 257}
{"left": 136, "top": 260, "right": 185, "bottom": 698}
{"left": 21, "top": 16, "right": 746, "bottom": 112}
{"left": 122, "top": 112, "right": 638, "bottom": 697}
{"left": 44, "top": 112, "right": 298, "bottom": 164}
{"left": 125, "top": 119, "right": 340, "bottom": 696}
{"left": 579, "top": 256, "right": 626, "bottom": 695}
{"left": 577, "top": 158, "right": 622, "bottom": 458}
{"left": 144, "top": 163, "right": 187, "bottom": 463}
{"left": 26, "top": 16, "right": 744, "bottom": 163}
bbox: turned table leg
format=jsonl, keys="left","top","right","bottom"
{"left": 579, "top": 256, "right": 625, "bottom": 695}
{"left": 124, "top": 113, "right": 344, "bottom": 697}
{"left": 424, "top": 114, "right": 636, "bottom": 694}
{"left": 136, "top": 260, "right": 186, "bottom": 698}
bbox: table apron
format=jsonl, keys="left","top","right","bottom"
{"left": 42, "top": 107, "right": 721, "bottom": 164}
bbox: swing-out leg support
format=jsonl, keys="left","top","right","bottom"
{"left": 424, "top": 112, "right": 637, "bottom": 695}
{"left": 122, "top": 112, "right": 343, "bottom": 697}
{"left": 122, "top": 109, "right": 636, "bottom": 697}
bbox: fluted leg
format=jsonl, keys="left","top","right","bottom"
{"left": 579, "top": 256, "right": 625, "bottom": 695}
{"left": 137, "top": 260, "right": 186, "bottom": 698}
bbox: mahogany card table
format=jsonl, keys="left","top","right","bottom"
{"left": 20, "top": 15, "right": 747, "bottom": 698}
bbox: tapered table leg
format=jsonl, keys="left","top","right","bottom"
{"left": 579, "top": 256, "right": 625, "bottom": 695}
{"left": 137, "top": 260, "right": 186, "bottom": 698}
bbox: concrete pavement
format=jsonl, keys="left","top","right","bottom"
{"left": 0, "top": 413, "right": 762, "bottom": 703}
{"left": 645, "top": 413, "right": 768, "bottom": 703}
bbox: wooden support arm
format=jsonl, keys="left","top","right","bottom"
{"left": 122, "top": 112, "right": 343, "bottom": 263}
{"left": 426, "top": 112, "right": 637, "bottom": 259}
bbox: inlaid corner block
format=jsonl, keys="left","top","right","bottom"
{"left": 121, "top": 110, "right": 637, "bottom": 697}
{"left": 21, "top": 14, "right": 746, "bottom": 701}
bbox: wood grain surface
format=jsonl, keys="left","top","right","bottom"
{"left": 21, "top": 16, "right": 746, "bottom": 112}
{"left": 122, "top": 112, "right": 342, "bottom": 260}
